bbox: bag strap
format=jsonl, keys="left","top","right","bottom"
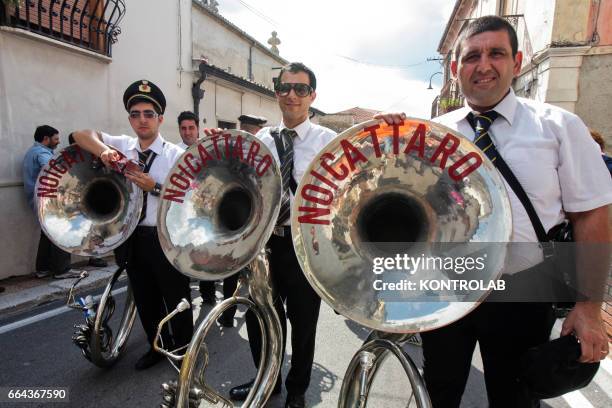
{"left": 479, "top": 134, "right": 549, "bottom": 243}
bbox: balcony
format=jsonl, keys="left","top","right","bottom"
{"left": 431, "top": 80, "right": 464, "bottom": 118}
{"left": 0, "top": 0, "right": 126, "bottom": 57}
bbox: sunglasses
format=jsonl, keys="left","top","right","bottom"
{"left": 129, "top": 110, "right": 158, "bottom": 119}
{"left": 275, "top": 82, "right": 313, "bottom": 97}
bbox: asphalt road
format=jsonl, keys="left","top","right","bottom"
{"left": 1, "top": 284, "right": 610, "bottom": 408}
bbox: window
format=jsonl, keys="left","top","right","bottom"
{"left": 0, "top": 0, "right": 126, "bottom": 57}
{"left": 218, "top": 120, "right": 236, "bottom": 130}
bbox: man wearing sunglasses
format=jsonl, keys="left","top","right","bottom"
{"left": 228, "top": 62, "right": 337, "bottom": 408}
{"left": 72, "top": 80, "right": 193, "bottom": 371}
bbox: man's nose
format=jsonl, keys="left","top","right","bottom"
{"left": 476, "top": 55, "right": 493, "bottom": 72}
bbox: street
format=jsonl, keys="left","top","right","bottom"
{"left": 1, "top": 284, "right": 610, "bottom": 408}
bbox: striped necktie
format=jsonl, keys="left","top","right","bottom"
{"left": 466, "top": 110, "right": 499, "bottom": 162}
{"left": 276, "top": 128, "right": 297, "bottom": 226}
{"left": 138, "top": 149, "right": 153, "bottom": 224}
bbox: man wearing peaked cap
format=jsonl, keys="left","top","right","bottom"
{"left": 238, "top": 114, "right": 267, "bottom": 135}
{"left": 72, "top": 79, "right": 193, "bottom": 371}
{"left": 123, "top": 79, "right": 167, "bottom": 114}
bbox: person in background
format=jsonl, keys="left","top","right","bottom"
{"left": 176, "top": 110, "right": 199, "bottom": 150}
{"left": 23, "top": 125, "right": 80, "bottom": 279}
{"left": 238, "top": 114, "right": 267, "bottom": 135}
{"left": 589, "top": 129, "right": 612, "bottom": 176}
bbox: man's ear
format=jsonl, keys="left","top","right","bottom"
{"left": 310, "top": 90, "right": 317, "bottom": 103}
{"left": 513, "top": 51, "right": 523, "bottom": 76}
{"left": 158, "top": 115, "right": 164, "bottom": 125}
{"left": 451, "top": 60, "right": 458, "bottom": 79}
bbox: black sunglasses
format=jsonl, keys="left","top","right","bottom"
{"left": 275, "top": 82, "right": 313, "bottom": 97}
{"left": 129, "top": 110, "right": 158, "bottom": 119}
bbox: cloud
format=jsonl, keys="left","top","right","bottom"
{"left": 218, "top": 0, "right": 453, "bottom": 118}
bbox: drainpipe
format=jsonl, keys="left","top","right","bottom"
{"left": 192, "top": 60, "right": 207, "bottom": 118}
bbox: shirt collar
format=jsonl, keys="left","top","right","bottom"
{"left": 464, "top": 89, "right": 517, "bottom": 126}
{"left": 34, "top": 141, "right": 53, "bottom": 152}
{"left": 128, "top": 133, "right": 165, "bottom": 154}
{"left": 279, "top": 118, "right": 311, "bottom": 141}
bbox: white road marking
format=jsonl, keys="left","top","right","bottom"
{"left": 0, "top": 287, "right": 127, "bottom": 335}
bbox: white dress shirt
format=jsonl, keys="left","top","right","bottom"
{"left": 436, "top": 90, "right": 612, "bottom": 271}
{"left": 256, "top": 118, "right": 337, "bottom": 224}
{"left": 177, "top": 141, "right": 188, "bottom": 150}
{"left": 101, "top": 133, "right": 184, "bottom": 227}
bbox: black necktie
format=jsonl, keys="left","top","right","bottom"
{"left": 138, "top": 149, "right": 153, "bottom": 224}
{"left": 466, "top": 110, "right": 499, "bottom": 162}
{"left": 276, "top": 128, "right": 297, "bottom": 226}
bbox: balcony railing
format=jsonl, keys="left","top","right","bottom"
{"left": 0, "top": 0, "right": 126, "bottom": 57}
{"left": 431, "top": 80, "right": 464, "bottom": 118}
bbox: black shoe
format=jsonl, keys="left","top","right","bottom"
{"left": 135, "top": 350, "right": 163, "bottom": 370}
{"left": 200, "top": 294, "right": 215, "bottom": 305}
{"left": 218, "top": 314, "right": 234, "bottom": 328}
{"left": 88, "top": 257, "right": 108, "bottom": 267}
{"left": 285, "top": 393, "right": 305, "bottom": 408}
{"left": 229, "top": 379, "right": 280, "bottom": 401}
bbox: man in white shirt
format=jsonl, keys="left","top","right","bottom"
{"left": 228, "top": 63, "right": 337, "bottom": 408}
{"left": 73, "top": 80, "right": 193, "bottom": 371}
{"left": 177, "top": 110, "right": 199, "bottom": 150}
{"left": 377, "top": 16, "right": 611, "bottom": 407}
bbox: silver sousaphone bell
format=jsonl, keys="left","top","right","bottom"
{"left": 292, "top": 118, "right": 512, "bottom": 407}
{"left": 35, "top": 144, "right": 139, "bottom": 367}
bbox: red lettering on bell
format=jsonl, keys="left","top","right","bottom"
{"left": 430, "top": 133, "right": 460, "bottom": 169}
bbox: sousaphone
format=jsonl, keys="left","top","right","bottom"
{"left": 292, "top": 118, "right": 512, "bottom": 407}
{"left": 36, "top": 144, "right": 139, "bottom": 367}
{"left": 155, "top": 130, "right": 283, "bottom": 408}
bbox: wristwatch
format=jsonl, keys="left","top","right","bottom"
{"left": 151, "top": 182, "right": 162, "bottom": 197}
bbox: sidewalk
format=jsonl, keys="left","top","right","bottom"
{"left": 0, "top": 259, "right": 118, "bottom": 318}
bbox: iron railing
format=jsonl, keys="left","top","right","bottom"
{"left": 431, "top": 80, "right": 464, "bottom": 118}
{"left": 0, "top": 0, "right": 126, "bottom": 57}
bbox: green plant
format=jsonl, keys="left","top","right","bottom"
{"left": 439, "top": 97, "right": 463, "bottom": 110}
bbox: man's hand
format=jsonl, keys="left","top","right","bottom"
{"left": 203, "top": 127, "right": 224, "bottom": 137}
{"left": 561, "top": 301, "right": 609, "bottom": 362}
{"left": 99, "top": 148, "right": 121, "bottom": 167}
{"left": 125, "top": 170, "right": 156, "bottom": 192}
{"left": 373, "top": 112, "right": 406, "bottom": 125}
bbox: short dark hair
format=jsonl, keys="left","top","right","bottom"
{"left": 177, "top": 111, "right": 199, "bottom": 127}
{"left": 454, "top": 15, "right": 518, "bottom": 61}
{"left": 68, "top": 132, "right": 75, "bottom": 145}
{"left": 276, "top": 62, "right": 317, "bottom": 91}
{"left": 34, "top": 125, "right": 59, "bottom": 143}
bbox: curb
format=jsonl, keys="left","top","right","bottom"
{"left": 0, "top": 265, "right": 119, "bottom": 319}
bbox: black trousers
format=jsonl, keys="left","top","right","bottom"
{"left": 245, "top": 232, "right": 321, "bottom": 395}
{"left": 36, "top": 231, "right": 70, "bottom": 274}
{"left": 199, "top": 273, "right": 240, "bottom": 318}
{"left": 119, "top": 226, "right": 193, "bottom": 350}
{"left": 421, "top": 296, "right": 555, "bottom": 407}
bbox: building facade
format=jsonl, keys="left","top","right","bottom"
{"left": 434, "top": 0, "right": 612, "bottom": 151}
{"left": 0, "top": 0, "right": 314, "bottom": 279}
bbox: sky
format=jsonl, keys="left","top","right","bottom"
{"left": 216, "top": 0, "right": 457, "bottom": 118}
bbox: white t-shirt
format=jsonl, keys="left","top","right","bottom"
{"left": 256, "top": 119, "right": 337, "bottom": 225}
{"left": 436, "top": 90, "right": 612, "bottom": 270}
{"left": 101, "top": 133, "right": 184, "bottom": 227}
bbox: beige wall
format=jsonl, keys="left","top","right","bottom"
{"left": 191, "top": 6, "right": 284, "bottom": 89}
{"left": 575, "top": 53, "right": 612, "bottom": 150}
{"left": 552, "top": 0, "right": 592, "bottom": 43}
